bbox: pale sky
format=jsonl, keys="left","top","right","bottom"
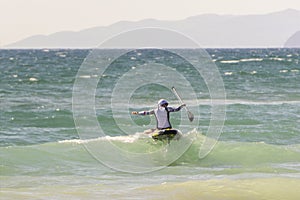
{"left": 1, "top": 0, "right": 300, "bottom": 46}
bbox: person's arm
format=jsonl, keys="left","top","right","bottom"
{"left": 167, "top": 104, "right": 186, "bottom": 112}
{"left": 132, "top": 110, "right": 154, "bottom": 115}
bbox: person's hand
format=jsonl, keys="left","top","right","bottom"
{"left": 132, "top": 111, "right": 138, "bottom": 115}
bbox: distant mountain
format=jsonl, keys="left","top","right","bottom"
{"left": 6, "top": 9, "right": 300, "bottom": 48}
{"left": 284, "top": 31, "right": 300, "bottom": 47}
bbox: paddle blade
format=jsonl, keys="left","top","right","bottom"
{"left": 187, "top": 111, "right": 194, "bottom": 122}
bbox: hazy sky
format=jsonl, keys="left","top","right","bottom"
{"left": 1, "top": 0, "right": 300, "bottom": 46}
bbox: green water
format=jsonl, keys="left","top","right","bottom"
{"left": 1, "top": 48, "right": 300, "bottom": 199}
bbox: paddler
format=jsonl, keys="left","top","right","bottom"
{"left": 132, "top": 99, "right": 186, "bottom": 130}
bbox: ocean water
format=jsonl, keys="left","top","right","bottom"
{"left": 1, "top": 48, "right": 300, "bottom": 199}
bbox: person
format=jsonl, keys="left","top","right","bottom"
{"left": 132, "top": 99, "right": 186, "bottom": 131}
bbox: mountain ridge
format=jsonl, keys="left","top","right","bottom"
{"left": 284, "top": 31, "right": 300, "bottom": 47}
{"left": 6, "top": 9, "right": 300, "bottom": 48}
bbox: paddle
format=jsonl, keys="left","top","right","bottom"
{"left": 171, "top": 86, "right": 194, "bottom": 122}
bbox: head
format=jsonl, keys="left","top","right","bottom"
{"left": 158, "top": 99, "right": 168, "bottom": 107}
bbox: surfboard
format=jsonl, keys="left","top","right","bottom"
{"left": 151, "top": 129, "right": 182, "bottom": 142}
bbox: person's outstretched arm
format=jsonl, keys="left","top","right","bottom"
{"left": 132, "top": 110, "right": 154, "bottom": 115}
{"left": 167, "top": 104, "right": 186, "bottom": 112}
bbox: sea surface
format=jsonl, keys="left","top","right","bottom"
{"left": 1, "top": 48, "right": 300, "bottom": 199}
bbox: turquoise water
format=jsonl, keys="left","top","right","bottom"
{"left": 1, "top": 48, "right": 300, "bottom": 199}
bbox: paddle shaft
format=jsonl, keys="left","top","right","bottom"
{"left": 171, "top": 87, "right": 194, "bottom": 122}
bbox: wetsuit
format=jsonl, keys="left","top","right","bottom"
{"left": 137, "top": 105, "right": 183, "bottom": 130}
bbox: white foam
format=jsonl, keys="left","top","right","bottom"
{"left": 279, "top": 70, "right": 288, "bottom": 73}
{"left": 240, "top": 58, "right": 263, "bottom": 62}
{"left": 220, "top": 60, "right": 240, "bottom": 64}
{"left": 269, "top": 57, "right": 285, "bottom": 61}
{"left": 197, "top": 99, "right": 300, "bottom": 106}
{"left": 224, "top": 72, "right": 233, "bottom": 75}
{"left": 79, "top": 75, "right": 91, "bottom": 79}
{"left": 59, "top": 54, "right": 66, "bottom": 58}
{"left": 221, "top": 58, "right": 264, "bottom": 63}
{"left": 58, "top": 133, "right": 145, "bottom": 144}
{"left": 58, "top": 138, "right": 99, "bottom": 144}
{"left": 29, "top": 77, "right": 38, "bottom": 82}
